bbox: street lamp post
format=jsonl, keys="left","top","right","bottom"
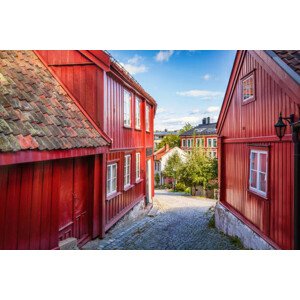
{"left": 275, "top": 113, "right": 300, "bottom": 250}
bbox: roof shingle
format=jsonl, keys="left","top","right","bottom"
{"left": 180, "top": 122, "right": 217, "bottom": 136}
{"left": 273, "top": 50, "right": 300, "bottom": 75}
{"left": 0, "top": 50, "right": 109, "bottom": 152}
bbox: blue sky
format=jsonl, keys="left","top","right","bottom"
{"left": 109, "top": 50, "right": 236, "bottom": 131}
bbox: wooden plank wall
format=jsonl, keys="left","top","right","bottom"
{"left": 219, "top": 51, "right": 298, "bottom": 249}
{"left": 105, "top": 150, "right": 146, "bottom": 230}
{"left": 0, "top": 161, "right": 59, "bottom": 250}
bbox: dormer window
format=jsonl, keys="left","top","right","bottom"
{"left": 242, "top": 72, "right": 255, "bottom": 103}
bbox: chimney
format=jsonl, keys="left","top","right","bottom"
{"left": 202, "top": 118, "right": 206, "bottom": 125}
{"left": 207, "top": 117, "right": 210, "bottom": 124}
{"left": 165, "top": 144, "right": 170, "bottom": 151}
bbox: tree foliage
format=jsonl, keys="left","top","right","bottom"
{"left": 162, "top": 152, "right": 184, "bottom": 191}
{"left": 179, "top": 122, "right": 193, "bottom": 134}
{"left": 179, "top": 149, "right": 218, "bottom": 195}
{"left": 157, "top": 134, "right": 180, "bottom": 149}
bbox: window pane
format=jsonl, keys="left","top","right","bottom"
{"left": 112, "top": 164, "right": 117, "bottom": 177}
{"left": 112, "top": 178, "right": 116, "bottom": 191}
{"left": 250, "top": 170, "right": 257, "bottom": 188}
{"left": 251, "top": 152, "right": 257, "bottom": 170}
{"left": 107, "top": 165, "right": 111, "bottom": 179}
{"left": 259, "top": 172, "right": 266, "bottom": 193}
{"left": 260, "top": 153, "right": 267, "bottom": 173}
{"left": 243, "top": 75, "right": 254, "bottom": 101}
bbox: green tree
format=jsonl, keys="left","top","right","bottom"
{"left": 180, "top": 148, "right": 218, "bottom": 195}
{"left": 157, "top": 134, "right": 180, "bottom": 149}
{"left": 179, "top": 122, "right": 193, "bottom": 134}
{"left": 155, "top": 173, "right": 160, "bottom": 186}
{"left": 162, "top": 152, "right": 184, "bottom": 191}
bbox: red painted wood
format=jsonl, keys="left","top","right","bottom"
{"left": 0, "top": 146, "right": 108, "bottom": 167}
{"left": 37, "top": 50, "right": 156, "bottom": 234}
{"left": 218, "top": 51, "right": 299, "bottom": 249}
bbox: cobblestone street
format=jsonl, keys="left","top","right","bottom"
{"left": 83, "top": 190, "right": 242, "bottom": 250}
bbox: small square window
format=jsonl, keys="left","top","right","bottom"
{"left": 242, "top": 73, "right": 255, "bottom": 102}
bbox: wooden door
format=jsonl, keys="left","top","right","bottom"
{"left": 59, "top": 157, "right": 93, "bottom": 246}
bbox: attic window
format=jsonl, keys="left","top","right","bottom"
{"left": 242, "top": 73, "right": 255, "bottom": 102}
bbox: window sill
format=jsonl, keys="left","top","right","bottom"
{"left": 146, "top": 130, "right": 150, "bottom": 134}
{"left": 247, "top": 189, "right": 268, "bottom": 201}
{"left": 135, "top": 128, "right": 142, "bottom": 131}
{"left": 123, "top": 125, "right": 132, "bottom": 129}
{"left": 242, "top": 97, "right": 256, "bottom": 106}
{"left": 106, "top": 191, "right": 122, "bottom": 201}
{"left": 135, "top": 178, "right": 143, "bottom": 184}
{"left": 124, "top": 184, "right": 134, "bottom": 192}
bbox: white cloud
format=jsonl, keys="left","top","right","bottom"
{"left": 120, "top": 63, "right": 148, "bottom": 75}
{"left": 157, "top": 107, "right": 167, "bottom": 114}
{"left": 155, "top": 50, "right": 174, "bottom": 62}
{"left": 206, "top": 106, "right": 220, "bottom": 113}
{"left": 202, "top": 73, "right": 211, "bottom": 80}
{"left": 155, "top": 113, "right": 220, "bottom": 131}
{"left": 128, "top": 54, "right": 143, "bottom": 65}
{"left": 176, "top": 89, "right": 223, "bottom": 99}
{"left": 119, "top": 54, "right": 148, "bottom": 75}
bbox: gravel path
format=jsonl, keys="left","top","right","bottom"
{"left": 83, "top": 190, "right": 242, "bottom": 250}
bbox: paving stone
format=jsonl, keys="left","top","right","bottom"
{"left": 83, "top": 190, "right": 242, "bottom": 250}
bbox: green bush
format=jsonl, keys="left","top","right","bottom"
{"left": 184, "top": 187, "right": 191, "bottom": 194}
{"left": 175, "top": 182, "right": 186, "bottom": 191}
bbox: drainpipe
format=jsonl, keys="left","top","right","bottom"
{"left": 293, "top": 126, "right": 300, "bottom": 250}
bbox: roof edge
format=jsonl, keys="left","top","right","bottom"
{"left": 265, "top": 50, "right": 300, "bottom": 84}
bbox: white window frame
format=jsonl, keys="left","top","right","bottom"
{"left": 211, "top": 151, "right": 217, "bottom": 158}
{"left": 249, "top": 150, "right": 268, "bottom": 197}
{"left": 196, "top": 138, "right": 204, "bottom": 147}
{"left": 107, "top": 163, "right": 117, "bottom": 196}
{"left": 124, "top": 90, "right": 131, "bottom": 127}
{"left": 135, "top": 97, "right": 141, "bottom": 129}
{"left": 182, "top": 139, "right": 186, "bottom": 147}
{"left": 146, "top": 104, "right": 150, "bottom": 132}
{"left": 187, "top": 139, "right": 193, "bottom": 148}
{"left": 124, "top": 154, "right": 131, "bottom": 188}
{"left": 213, "top": 138, "right": 217, "bottom": 148}
{"left": 136, "top": 152, "right": 141, "bottom": 181}
{"left": 242, "top": 74, "right": 255, "bottom": 102}
{"left": 207, "top": 138, "right": 213, "bottom": 148}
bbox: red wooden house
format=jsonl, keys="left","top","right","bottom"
{"left": 216, "top": 50, "right": 300, "bottom": 250}
{"left": 0, "top": 50, "right": 156, "bottom": 250}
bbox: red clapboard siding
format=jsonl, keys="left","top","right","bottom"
{"left": 219, "top": 51, "right": 298, "bottom": 249}
{"left": 0, "top": 156, "right": 96, "bottom": 250}
{"left": 35, "top": 50, "right": 156, "bottom": 237}
{"left": 105, "top": 150, "right": 146, "bottom": 230}
{"left": 0, "top": 161, "right": 58, "bottom": 250}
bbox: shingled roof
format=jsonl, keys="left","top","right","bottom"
{"left": 180, "top": 122, "right": 217, "bottom": 137}
{"left": 0, "top": 51, "right": 109, "bottom": 152}
{"left": 273, "top": 50, "right": 300, "bottom": 76}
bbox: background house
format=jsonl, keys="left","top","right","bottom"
{"left": 215, "top": 50, "right": 300, "bottom": 250}
{"left": 179, "top": 117, "right": 218, "bottom": 158}
{"left": 154, "top": 130, "right": 179, "bottom": 149}
{"left": 154, "top": 145, "right": 186, "bottom": 186}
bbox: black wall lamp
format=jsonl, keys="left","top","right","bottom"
{"left": 275, "top": 112, "right": 300, "bottom": 250}
{"left": 275, "top": 113, "right": 300, "bottom": 142}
